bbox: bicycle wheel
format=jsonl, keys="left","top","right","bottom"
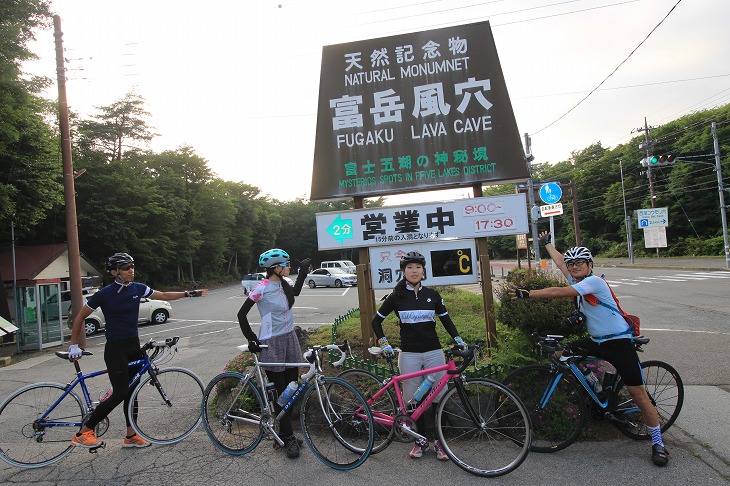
{"left": 336, "top": 369, "right": 396, "bottom": 454}
{"left": 300, "top": 377, "right": 374, "bottom": 470}
{"left": 129, "top": 367, "right": 204, "bottom": 445}
{"left": 613, "top": 360, "right": 684, "bottom": 440}
{"left": 0, "top": 383, "right": 84, "bottom": 468}
{"left": 201, "top": 372, "right": 265, "bottom": 455}
{"left": 503, "top": 364, "right": 586, "bottom": 452}
{"left": 436, "top": 378, "right": 531, "bottom": 478}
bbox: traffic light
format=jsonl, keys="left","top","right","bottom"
{"left": 641, "top": 153, "right": 676, "bottom": 167}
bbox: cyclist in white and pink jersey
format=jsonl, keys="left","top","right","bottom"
{"left": 237, "top": 248, "right": 310, "bottom": 459}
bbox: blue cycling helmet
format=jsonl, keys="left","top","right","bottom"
{"left": 259, "top": 248, "right": 290, "bottom": 268}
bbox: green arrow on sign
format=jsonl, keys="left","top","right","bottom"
{"left": 327, "top": 214, "right": 353, "bottom": 244}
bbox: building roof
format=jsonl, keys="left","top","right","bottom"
{"left": 0, "top": 244, "right": 102, "bottom": 283}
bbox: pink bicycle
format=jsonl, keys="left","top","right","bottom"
{"left": 338, "top": 340, "right": 531, "bottom": 477}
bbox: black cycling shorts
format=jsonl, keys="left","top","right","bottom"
{"left": 568, "top": 337, "right": 644, "bottom": 386}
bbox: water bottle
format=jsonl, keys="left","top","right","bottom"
{"left": 276, "top": 381, "right": 298, "bottom": 407}
{"left": 265, "top": 382, "right": 278, "bottom": 404}
{"left": 602, "top": 371, "right": 617, "bottom": 392}
{"left": 411, "top": 375, "right": 436, "bottom": 403}
{"left": 581, "top": 367, "right": 602, "bottom": 393}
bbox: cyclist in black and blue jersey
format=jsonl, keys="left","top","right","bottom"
{"left": 67, "top": 252, "right": 208, "bottom": 450}
{"left": 511, "top": 232, "right": 669, "bottom": 467}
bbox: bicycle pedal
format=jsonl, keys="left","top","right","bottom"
{"left": 89, "top": 442, "right": 106, "bottom": 453}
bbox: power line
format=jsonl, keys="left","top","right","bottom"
{"left": 532, "top": 0, "right": 684, "bottom": 135}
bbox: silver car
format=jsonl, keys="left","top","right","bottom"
{"left": 67, "top": 297, "right": 173, "bottom": 336}
{"left": 306, "top": 268, "right": 357, "bottom": 288}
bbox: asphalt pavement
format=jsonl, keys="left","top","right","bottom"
{"left": 1, "top": 256, "right": 729, "bottom": 483}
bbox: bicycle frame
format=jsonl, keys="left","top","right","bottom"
{"left": 36, "top": 355, "right": 155, "bottom": 431}
{"left": 544, "top": 356, "right": 639, "bottom": 416}
{"left": 228, "top": 344, "right": 347, "bottom": 446}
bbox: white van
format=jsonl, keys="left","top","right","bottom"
{"left": 320, "top": 260, "right": 357, "bottom": 274}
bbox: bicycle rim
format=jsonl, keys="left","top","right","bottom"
{"left": 336, "top": 369, "right": 395, "bottom": 454}
{"left": 613, "top": 360, "right": 684, "bottom": 440}
{"left": 437, "top": 378, "right": 531, "bottom": 478}
{"left": 0, "top": 383, "right": 84, "bottom": 468}
{"left": 300, "top": 377, "right": 374, "bottom": 470}
{"left": 129, "top": 367, "right": 204, "bottom": 445}
{"left": 503, "top": 364, "right": 585, "bottom": 453}
{"left": 201, "top": 372, "right": 264, "bottom": 455}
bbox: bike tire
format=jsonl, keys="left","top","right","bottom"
{"left": 129, "top": 367, "right": 204, "bottom": 445}
{"left": 436, "top": 378, "right": 531, "bottom": 477}
{"left": 0, "top": 382, "right": 84, "bottom": 468}
{"left": 612, "top": 360, "right": 684, "bottom": 440}
{"left": 336, "top": 368, "right": 396, "bottom": 454}
{"left": 300, "top": 377, "right": 374, "bottom": 470}
{"left": 201, "top": 372, "right": 264, "bottom": 455}
{"left": 503, "top": 364, "right": 586, "bottom": 453}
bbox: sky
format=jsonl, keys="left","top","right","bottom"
{"left": 24, "top": 0, "right": 730, "bottom": 203}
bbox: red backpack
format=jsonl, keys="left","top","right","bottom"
{"left": 582, "top": 277, "right": 641, "bottom": 338}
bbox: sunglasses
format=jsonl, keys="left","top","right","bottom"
{"left": 118, "top": 263, "right": 135, "bottom": 271}
{"left": 279, "top": 262, "right": 291, "bottom": 268}
{"left": 565, "top": 260, "right": 588, "bottom": 268}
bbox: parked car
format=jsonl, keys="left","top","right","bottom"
{"left": 66, "top": 297, "right": 173, "bottom": 336}
{"left": 44, "top": 287, "right": 98, "bottom": 321}
{"left": 320, "top": 260, "right": 357, "bottom": 274}
{"left": 241, "top": 272, "right": 294, "bottom": 295}
{"left": 306, "top": 268, "right": 357, "bottom": 288}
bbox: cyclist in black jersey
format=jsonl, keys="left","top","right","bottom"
{"left": 371, "top": 251, "right": 466, "bottom": 461}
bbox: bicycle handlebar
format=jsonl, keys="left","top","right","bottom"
{"left": 238, "top": 341, "right": 352, "bottom": 381}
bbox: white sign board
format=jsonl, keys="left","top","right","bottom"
{"left": 316, "top": 194, "right": 528, "bottom": 250}
{"left": 636, "top": 207, "right": 669, "bottom": 228}
{"left": 644, "top": 227, "right": 668, "bottom": 248}
{"left": 539, "top": 203, "right": 563, "bottom": 218}
{"left": 368, "top": 239, "right": 478, "bottom": 290}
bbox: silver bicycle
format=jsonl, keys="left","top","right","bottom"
{"left": 201, "top": 341, "right": 374, "bottom": 470}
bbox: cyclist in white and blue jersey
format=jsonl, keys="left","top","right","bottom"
{"left": 67, "top": 252, "right": 207, "bottom": 450}
{"left": 512, "top": 233, "right": 669, "bottom": 467}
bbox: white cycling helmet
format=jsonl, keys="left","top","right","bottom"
{"left": 563, "top": 246, "right": 593, "bottom": 263}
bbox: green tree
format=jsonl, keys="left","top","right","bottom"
{"left": 0, "top": 0, "right": 61, "bottom": 242}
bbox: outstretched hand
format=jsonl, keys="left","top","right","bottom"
{"left": 538, "top": 231, "right": 551, "bottom": 246}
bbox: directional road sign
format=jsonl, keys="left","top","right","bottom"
{"left": 539, "top": 203, "right": 563, "bottom": 218}
{"left": 636, "top": 207, "right": 669, "bottom": 228}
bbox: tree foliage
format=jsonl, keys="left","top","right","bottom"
{"left": 3, "top": 1, "right": 729, "bottom": 284}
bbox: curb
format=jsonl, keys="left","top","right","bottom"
{"left": 666, "top": 424, "right": 730, "bottom": 480}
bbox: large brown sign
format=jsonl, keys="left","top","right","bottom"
{"left": 311, "top": 21, "right": 528, "bottom": 200}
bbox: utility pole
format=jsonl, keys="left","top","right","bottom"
{"left": 637, "top": 117, "right": 659, "bottom": 257}
{"left": 524, "top": 133, "right": 540, "bottom": 263}
{"left": 619, "top": 160, "right": 634, "bottom": 263}
{"left": 54, "top": 15, "right": 84, "bottom": 345}
{"left": 711, "top": 122, "right": 730, "bottom": 269}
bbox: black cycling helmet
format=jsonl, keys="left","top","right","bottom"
{"left": 400, "top": 251, "right": 426, "bottom": 270}
{"left": 106, "top": 252, "right": 134, "bottom": 271}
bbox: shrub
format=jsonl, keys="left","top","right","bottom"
{"left": 495, "top": 267, "right": 585, "bottom": 339}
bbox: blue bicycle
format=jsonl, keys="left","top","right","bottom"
{"left": 0, "top": 336, "right": 204, "bottom": 468}
{"left": 503, "top": 334, "right": 684, "bottom": 452}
